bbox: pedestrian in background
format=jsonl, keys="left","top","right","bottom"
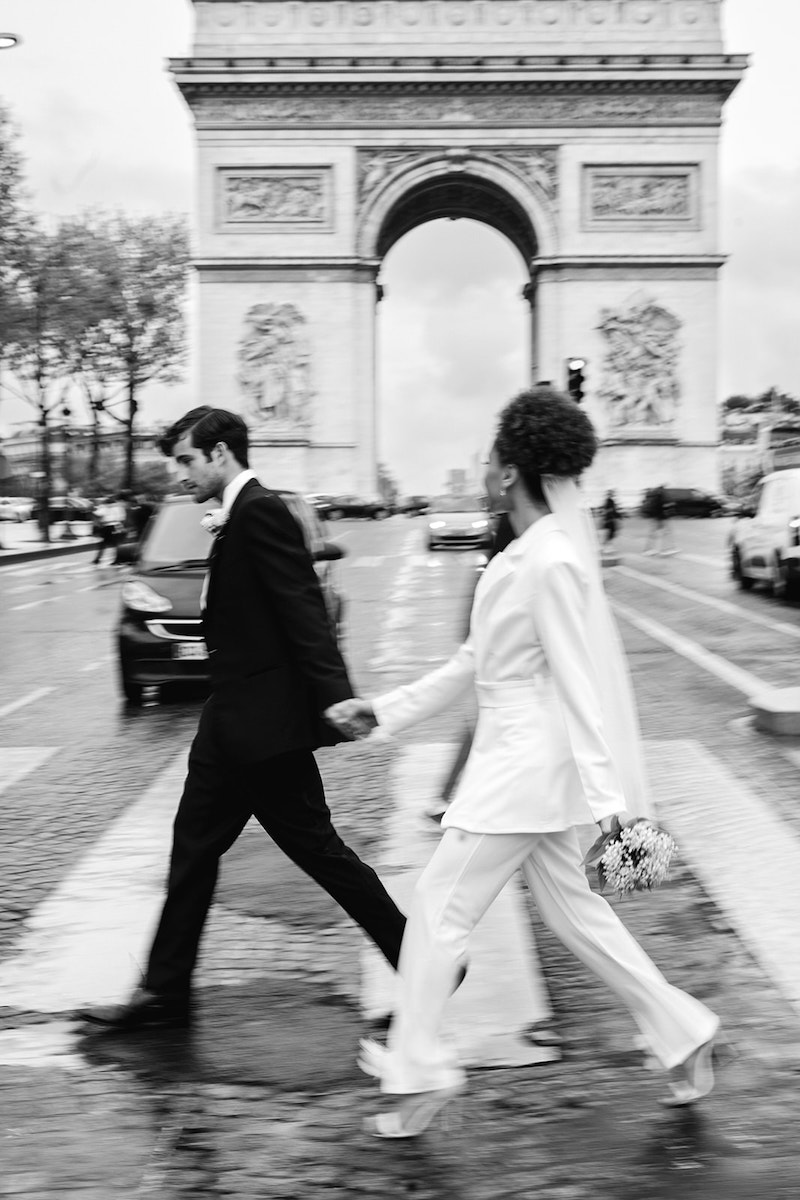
{"left": 78, "top": 406, "right": 405, "bottom": 1032}
{"left": 601, "top": 489, "right": 621, "bottom": 546}
{"left": 328, "top": 389, "right": 719, "bottom": 1137}
{"left": 644, "top": 484, "right": 677, "bottom": 556}
{"left": 92, "top": 494, "right": 126, "bottom": 566}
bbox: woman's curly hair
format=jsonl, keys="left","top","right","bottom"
{"left": 494, "top": 388, "right": 597, "bottom": 496}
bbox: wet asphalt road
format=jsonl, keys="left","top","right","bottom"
{"left": 3, "top": 514, "right": 800, "bottom": 1197}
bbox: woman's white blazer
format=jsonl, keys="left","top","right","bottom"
{"left": 372, "top": 514, "right": 626, "bottom": 833}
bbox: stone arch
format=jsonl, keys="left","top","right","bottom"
{"left": 356, "top": 152, "right": 557, "bottom": 265}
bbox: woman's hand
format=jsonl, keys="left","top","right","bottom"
{"left": 324, "top": 698, "right": 378, "bottom": 740}
{"left": 598, "top": 812, "right": 633, "bottom": 837}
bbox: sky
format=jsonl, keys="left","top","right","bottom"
{"left": 0, "top": 0, "right": 798, "bottom": 493}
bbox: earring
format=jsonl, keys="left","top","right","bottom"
{"left": 499, "top": 487, "right": 506, "bottom": 496}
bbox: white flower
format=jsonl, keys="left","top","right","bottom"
{"left": 599, "top": 821, "right": 677, "bottom": 895}
{"left": 201, "top": 508, "right": 228, "bottom": 536}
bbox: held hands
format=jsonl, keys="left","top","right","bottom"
{"left": 324, "top": 698, "right": 378, "bottom": 741}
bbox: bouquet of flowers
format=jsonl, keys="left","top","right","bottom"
{"left": 583, "top": 816, "right": 677, "bottom": 896}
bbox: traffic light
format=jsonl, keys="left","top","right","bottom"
{"left": 566, "top": 358, "right": 587, "bottom": 403}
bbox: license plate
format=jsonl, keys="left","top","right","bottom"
{"left": 173, "top": 641, "right": 208, "bottom": 660}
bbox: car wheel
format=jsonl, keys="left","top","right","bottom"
{"left": 120, "top": 666, "right": 144, "bottom": 705}
{"left": 731, "top": 547, "right": 754, "bottom": 591}
{"left": 374, "top": 508, "right": 389, "bottom": 520}
{"left": 770, "top": 555, "right": 789, "bottom": 601}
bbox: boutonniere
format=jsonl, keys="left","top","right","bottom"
{"left": 201, "top": 509, "right": 228, "bottom": 536}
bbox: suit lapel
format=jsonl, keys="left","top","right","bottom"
{"left": 205, "top": 478, "right": 261, "bottom": 611}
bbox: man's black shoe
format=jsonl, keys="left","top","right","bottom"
{"left": 76, "top": 986, "right": 191, "bottom": 1031}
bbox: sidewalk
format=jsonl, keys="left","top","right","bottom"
{"left": 0, "top": 521, "right": 99, "bottom": 565}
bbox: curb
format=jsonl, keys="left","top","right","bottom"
{"left": 0, "top": 539, "right": 101, "bottom": 567}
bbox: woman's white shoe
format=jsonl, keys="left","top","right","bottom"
{"left": 364, "top": 1086, "right": 464, "bottom": 1138}
{"left": 660, "top": 1036, "right": 716, "bottom": 1107}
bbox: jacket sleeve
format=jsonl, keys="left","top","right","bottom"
{"left": 372, "top": 639, "right": 475, "bottom": 735}
{"left": 530, "top": 557, "right": 625, "bottom": 824}
{"left": 243, "top": 494, "right": 354, "bottom": 709}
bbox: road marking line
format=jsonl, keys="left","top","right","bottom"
{"left": 0, "top": 688, "right": 55, "bottom": 720}
{"left": 650, "top": 739, "right": 800, "bottom": 1017}
{"left": 10, "top": 596, "right": 60, "bottom": 611}
{"left": 80, "top": 655, "right": 113, "bottom": 673}
{"left": 0, "top": 747, "right": 58, "bottom": 796}
{"left": 0, "top": 752, "right": 187, "bottom": 1011}
{"left": 361, "top": 743, "right": 557, "bottom": 1068}
{"left": 616, "top": 565, "right": 800, "bottom": 641}
{"left": 612, "top": 599, "right": 767, "bottom": 698}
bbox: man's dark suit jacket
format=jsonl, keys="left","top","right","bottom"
{"left": 201, "top": 477, "right": 354, "bottom": 763}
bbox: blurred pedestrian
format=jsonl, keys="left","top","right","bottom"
{"left": 601, "top": 489, "right": 621, "bottom": 546}
{"left": 644, "top": 484, "right": 677, "bottom": 556}
{"left": 327, "top": 389, "right": 719, "bottom": 1136}
{"left": 78, "top": 406, "right": 405, "bottom": 1032}
{"left": 92, "top": 495, "right": 126, "bottom": 565}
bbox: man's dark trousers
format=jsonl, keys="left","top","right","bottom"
{"left": 145, "top": 701, "right": 405, "bottom": 995}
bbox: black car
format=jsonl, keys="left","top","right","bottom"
{"left": 398, "top": 495, "right": 430, "bottom": 517}
{"left": 325, "top": 495, "right": 392, "bottom": 520}
{"left": 117, "top": 492, "right": 346, "bottom": 704}
{"left": 640, "top": 487, "right": 725, "bottom": 519}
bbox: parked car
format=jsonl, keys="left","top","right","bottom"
{"left": 729, "top": 468, "right": 800, "bottom": 600}
{"left": 399, "top": 495, "right": 430, "bottom": 517}
{"left": 426, "top": 497, "right": 493, "bottom": 551}
{"left": 640, "top": 487, "right": 725, "bottom": 519}
{"left": 0, "top": 496, "right": 34, "bottom": 522}
{"left": 325, "top": 495, "right": 392, "bottom": 520}
{"left": 117, "top": 491, "right": 347, "bottom": 704}
{"left": 30, "top": 495, "right": 95, "bottom": 523}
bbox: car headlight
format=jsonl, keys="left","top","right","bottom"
{"left": 472, "top": 519, "right": 489, "bottom": 529}
{"left": 429, "top": 520, "right": 446, "bottom": 530}
{"left": 122, "top": 579, "right": 173, "bottom": 613}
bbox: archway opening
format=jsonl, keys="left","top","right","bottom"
{"left": 377, "top": 217, "right": 532, "bottom": 498}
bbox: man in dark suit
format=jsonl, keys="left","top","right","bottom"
{"left": 79, "top": 406, "right": 405, "bottom": 1030}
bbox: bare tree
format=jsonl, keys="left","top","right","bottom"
{"left": 80, "top": 213, "right": 190, "bottom": 491}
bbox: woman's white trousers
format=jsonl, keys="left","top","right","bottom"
{"left": 381, "top": 826, "right": 719, "bottom": 1094}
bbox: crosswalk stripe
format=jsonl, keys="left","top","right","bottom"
{"left": 0, "top": 753, "right": 186, "bottom": 1011}
{"left": 0, "top": 689, "right": 55, "bottom": 721}
{"left": 650, "top": 739, "right": 800, "bottom": 1017}
{"left": 360, "top": 743, "right": 557, "bottom": 1069}
{"left": 0, "top": 747, "right": 57, "bottom": 796}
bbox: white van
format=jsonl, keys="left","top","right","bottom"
{"left": 730, "top": 469, "right": 800, "bottom": 599}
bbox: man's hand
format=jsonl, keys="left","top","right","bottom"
{"left": 324, "top": 698, "right": 378, "bottom": 741}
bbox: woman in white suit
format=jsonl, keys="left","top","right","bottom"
{"left": 327, "top": 389, "right": 719, "bottom": 1137}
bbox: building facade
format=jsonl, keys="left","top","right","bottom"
{"left": 170, "top": 0, "right": 746, "bottom": 499}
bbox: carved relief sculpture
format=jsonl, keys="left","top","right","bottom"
{"left": 356, "top": 146, "right": 559, "bottom": 212}
{"left": 237, "top": 303, "right": 313, "bottom": 432}
{"left": 222, "top": 170, "right": 330, "bottom": 226}
{"left": 597, "top": 297, "right": 682, "bottom": 431}
{"left": 588, "top": 171, "right": 693, "bottom": 221}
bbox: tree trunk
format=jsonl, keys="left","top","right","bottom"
{"left": 124, "top": 369, "right": 137, "bottom": 492}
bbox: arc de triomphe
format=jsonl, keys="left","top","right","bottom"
{"left": 170, "top": 0, "right": 746, "bottom": 498}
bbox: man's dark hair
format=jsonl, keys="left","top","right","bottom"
{"left": 159, "top": 406, "right": 250, "bottom": 467}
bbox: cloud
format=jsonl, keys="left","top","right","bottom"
{"left": 378, "top": 221, "right": 529, "bottom": 493}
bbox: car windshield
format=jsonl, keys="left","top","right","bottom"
{"left": 429, "top": 497, "right": 487, "bottom": 513}
{"left": 139, "top": 500, "right": 213, "bottom": 567}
